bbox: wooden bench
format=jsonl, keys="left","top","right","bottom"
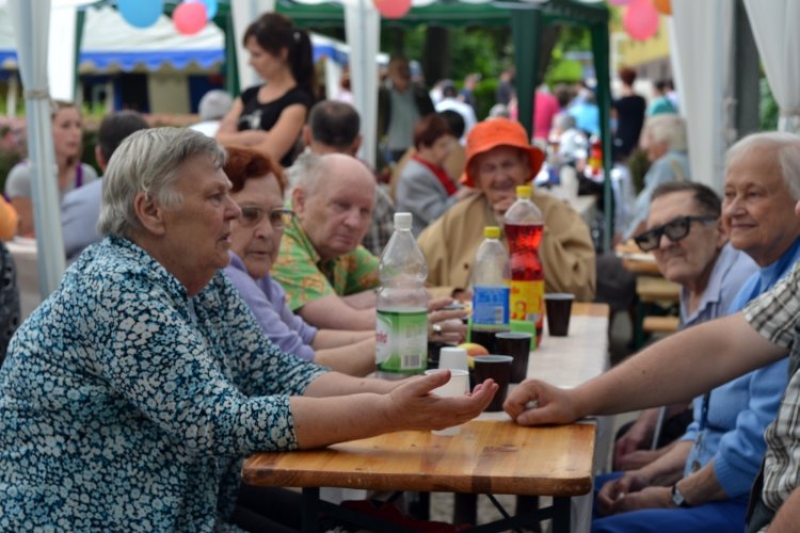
{"left": 642, "top": 316, "right": 680, "bottom": 334}
{"left": 636, "top": 276, "right": 681, "bottom": 303}
{"left": 634, "top": 276, "right": 681, "bottom": 348}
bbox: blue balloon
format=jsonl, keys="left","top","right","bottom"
{"left": 118, "top": 0, "right": 164, "bottom": 29}
{"left": 198, "top": 0, "right": 218, "bottom": 20}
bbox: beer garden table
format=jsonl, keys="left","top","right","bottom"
{"left": 242, "top": 303, "right": 611, "bottom": 533}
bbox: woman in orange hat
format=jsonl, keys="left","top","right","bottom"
{"left": 417, "top": 117, "right": 597, "bottom": 302}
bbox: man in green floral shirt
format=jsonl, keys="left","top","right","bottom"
{"left": 273, "top": 153, "right": 380, "bottom": 330}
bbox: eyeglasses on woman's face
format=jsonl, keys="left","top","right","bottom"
{"left": 634, "top": 215, "right": 717, "bottom": 252}
{"left": 238, "top": 206, "right": 294, "bottom": 230}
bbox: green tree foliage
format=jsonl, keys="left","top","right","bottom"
{"left": 388, "top": 23, "right": 592, "bottom": 89}
{"left": 760, "top": 77, "right": 778, "bottom": 131}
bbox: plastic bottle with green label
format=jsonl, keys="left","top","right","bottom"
{"left": 375, "top": 212, "right": 429, "bottom": 379}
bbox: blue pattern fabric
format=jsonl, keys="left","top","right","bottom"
{"left": 0, "top": 236, "right": 327, "bottom": 531}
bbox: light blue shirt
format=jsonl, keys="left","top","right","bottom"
{"left": 681, "top": 237, "right": 800, "bottom": 496}
{"left": 567, "top": 99, "right": 600, "bottom": 137}
{"left": 679, "top": 243, "right": 758, "bottom": 328}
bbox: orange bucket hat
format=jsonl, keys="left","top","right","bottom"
{"left": 460, "top": 118, "right": 546, "bottom": 188}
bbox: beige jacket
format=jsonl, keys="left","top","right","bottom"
{"left": 417, "top": 191, "right": 596, "bottom": 302}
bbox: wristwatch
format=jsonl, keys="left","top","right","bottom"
{"left": 671, "top": 483, "right": 691, "bottom": 508}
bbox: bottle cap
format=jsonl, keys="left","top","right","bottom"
{"left": 484, "top": 226, "right": 500, "bottom": 239}
{"left": 394, "top": 212, "right": 413, "bottom": 230}
{"left": 516, "top": 185, "right": 532, "bottom": 199}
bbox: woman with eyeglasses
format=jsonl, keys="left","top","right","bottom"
{"left": 223, "top": 145, "right": 468, "bottom": 379}
{"left": 222, "top": 145, "right": 378, "bottom": 377}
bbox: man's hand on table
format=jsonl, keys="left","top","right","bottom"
{"left": 502, "top": 379, "right": 582, "bottom": 426}
{"left": 382, "top": 370, "right": 498, "bottom": 432}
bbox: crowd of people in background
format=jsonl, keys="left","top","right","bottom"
{"left": 4, "top": 7, "right": 800, "bottom": 533}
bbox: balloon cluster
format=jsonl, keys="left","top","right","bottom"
{"left": 373, "top": 0, "right": 412, "bottom": 19}
{"left": 118, "top": 0, "right": 218, "bottom": 36}
{"left": 612, "top": 0, "right": 672, "bottom": 42}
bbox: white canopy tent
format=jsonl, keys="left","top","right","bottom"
{"left": 668, "top": 0, "right": 737, "bottom": 193}
{"left": 743, "top": 0, "right": 800, "bottom": 134}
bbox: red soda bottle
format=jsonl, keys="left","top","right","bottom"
{"left": 503, "top": 185, "right": 545, "bottom": 344}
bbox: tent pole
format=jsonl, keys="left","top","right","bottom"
{"left": 224, "top": 11, "right": 240, "bottom": 97}
{"left": 511, "top": 7, "right": 542, "bottom": 140}
{"left": 591, "top": 22, "right": 612, "bottom": 253}
{"left": 74, "top": 8, "right": 85, "bottom": 105}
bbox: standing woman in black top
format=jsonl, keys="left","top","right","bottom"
{"left": 217, "top": 13, "right": 316, "bottom": 167}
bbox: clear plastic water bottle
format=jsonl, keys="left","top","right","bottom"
{"left": 504, "top": 185, "right": 545, "bottom": 344}
{"left": 375, "top": 212, "right": 429, "bottom": 379}
{"left": 469, "top": 226, "right": 510, "bottom": 352}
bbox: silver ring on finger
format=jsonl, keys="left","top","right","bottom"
{"left": 432, "top": 323, "right": 443, "bottom": 335}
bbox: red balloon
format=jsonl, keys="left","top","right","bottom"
{"left": 173, "top": 2, "right": 207, "bottom": 36}
{"left": 623, "top": 0, "right": 660, "bottom": 41}
{"left": 653, "top": 0, "right": 672, "bottom": 15}
{"left": 373, "top": 0, "right": 412, "bottom": 19}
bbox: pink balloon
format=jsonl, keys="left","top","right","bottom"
{"left": 623, "top": 0, "right": 660, "bottom": 41}
{"left": 373, "top": 0, "right": 412, "bottom": 19}
{"left": 608, "top": 0, "right": 632, "bottom": 5}
{"left": 173, "top": 1, "right": 207, "bottom": 35}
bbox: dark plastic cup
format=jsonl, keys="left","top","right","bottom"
{"left": 472, "top": 355, "right": 513, "bottom": 412}
{"left": 495, "top": 332, "right": 533, "bottom": 383}
{"left": 469, "top": 328, "right": 508, "bottom": 355}
{"left": 544, "top": 293, "right": 574, "bottom": 337}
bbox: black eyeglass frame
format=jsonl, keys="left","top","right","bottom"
{"left": 634, "top": 215, "right": 718, "bottom": 252}
{"left": 238, "top": 206, "right": 295, "bottom": 230}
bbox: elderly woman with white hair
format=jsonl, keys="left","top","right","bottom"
{"left": 622, "top": 113, "right": 691, "bottom": 242}
{"left": 595, "top": 114, "right": 690, "bottom": 326}
{"left": 0, "top": 128, "right": 498, "bottom": 531}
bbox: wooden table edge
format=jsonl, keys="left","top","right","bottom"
{"left": 242, "top": 421, "right": 596, "bottom": 498}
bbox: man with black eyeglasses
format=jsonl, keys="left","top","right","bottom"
{"left": 615, "top": 182, "right": 757, "bottom": 471}
{"left": 587, "top": 181, "right": 760, "bottom": 533}
{"left": 505, "top": 132, "right": 800, "bottom": 533}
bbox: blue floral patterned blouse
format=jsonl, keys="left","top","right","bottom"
{"left": 0, "top": 236, "right": 328, "bottom": 531}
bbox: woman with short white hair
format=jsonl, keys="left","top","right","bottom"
{"left": 622, "top": 114, "right": 691, "bottom": 241}
{"left": 0, "top": 127, "right": 497, "bottom": 531}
